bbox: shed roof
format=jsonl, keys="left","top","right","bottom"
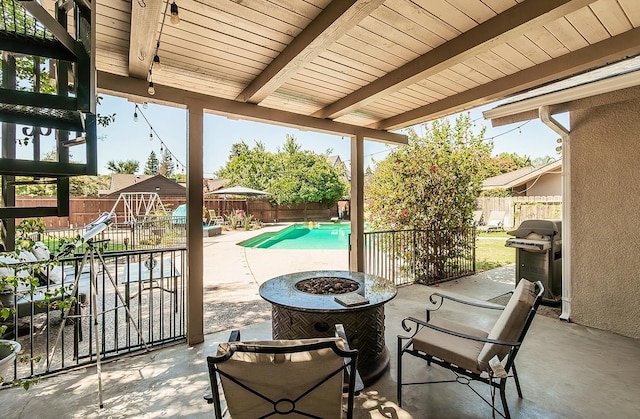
{"left": 107, "top": 174, "right": 154, "bottom": 192}
{"left": 105, "top": 174, "right": 186, "bottom": 197}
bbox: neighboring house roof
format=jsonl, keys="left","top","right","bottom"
{"left": 327, "top": 155, "right": 351, "bottom": 181}
{"left": 327, "top": 155, "right": 342, "bottom": 167}
{"left": 103, "top": 174, "right": 186, "bottom": 197}
{"left": 204, "top": 178, "right": 229, "bottom": 193}
{"left": 482, "top": 160, "right": 562, "bottom": 190}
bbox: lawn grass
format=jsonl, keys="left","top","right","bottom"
{"left": 475, "top": 233, "right": 515, "bottom": 271}
{"left": 41, "top": 237, "right": 127, "bottom": 254}
{"left": 476, "top": 231, "right": 510, "bottom": 238}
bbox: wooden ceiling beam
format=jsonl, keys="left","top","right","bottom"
{"left": 313, "top": 0, "right": 598, "bottom": 120}
{"left": 97, "top": 71, "right": 407, "bottom": 145}
{"left": 373, "top": 27, "right": 640, "bottom": 130}
{"left": 128, "top": 0, "right": 164, "bottom": 79}
{"left": 235, "top": 0, "right": 386, "bottom": 104}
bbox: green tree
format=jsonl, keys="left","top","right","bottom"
{"left": 144, "top": 151, "right": 159, "bottom": 175}
{"left": 216, "top": 140, "right": 276, "bottom": 190}
{"left": 14, "top": 151, "right": 108, "bottom": 196}
{"left": 106, "top": 159, "right": 139, "bottom": 174}
{"left": 269, "top": 136, "right": 347, "bottom": 220}
{"left": 229, "top": 141, "right": 250, "bottom": 159}
{"left": 485, "top": 152, "right": 531, "bottom": 177}
{"left": 158, "top": 150, "right": 175, "bottom": 177}
{"left": 14, "top": 180, "right": 55, "bottom": 196}
{"left": 172, "top": 173, "right": 186, "bottom": 183}
{"left": 479, "top": 188, "right": 514, "bottom": 198}
{"left": 217, "top": 136, "right": 347, "bottom": 219}
{"left": 531, "top": 155, "right": 557, "bottom": 166}
{"left": 367, "top": 114, "right": 492, "bottom": 282}
{"left": 70, "top": 175, "right": 111, "bottom": 196}
{"left": 368, "top": 114, "right": 491, "bottom": 231}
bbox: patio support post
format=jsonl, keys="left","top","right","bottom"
{"left": 186, "top": 101, "right": 204, "bottom": 344}
{"left": 349, "top": 134, "right": 364, "bottom": 272}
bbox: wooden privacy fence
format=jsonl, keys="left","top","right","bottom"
{"left": 476, "top": 196, "right": 562, "bottom": 229}
{"left": 14, "top": 197, "right": 339, "bottom": 229}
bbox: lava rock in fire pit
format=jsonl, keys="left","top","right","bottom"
{"left": 295, "top": 277, "right": 359, "bottom": 295}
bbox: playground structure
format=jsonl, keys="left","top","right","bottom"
{"left": 105, "top": 192, "right": 184, "bottom": 249}
{"left": 109, "top": 193, "right": 168, "bottom": 226}
{"left": 33, "top": 193, "right": 185, "bottom": 252}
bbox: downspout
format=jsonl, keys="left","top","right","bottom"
{"left": 539, "top": 106, "right": 571, "bottom": 321}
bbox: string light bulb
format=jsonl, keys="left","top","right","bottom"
{"left": 132, "top": 101, "right": 186, "bottom": 171}
{"left": 153, "top": 54, "right": 161, "bottom": 69}
{"left": 133, "top": 110, "right": 138, "bottom": 122}
{"left": 148, "top": 81, "right": 155, "bottom": 95}
{"left": 170, "top": 1, "right": 180, "bottom": 25}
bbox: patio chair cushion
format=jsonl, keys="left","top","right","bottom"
{"left": 412, "top": 318, "right": 488, "bottom": 373}
{"left": 215, "top": 337, "right": 346, "bottom": 418}
{"left": 478, "top": 279, "right": 536, "bottom": 371}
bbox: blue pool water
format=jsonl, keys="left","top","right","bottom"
{"left": 238, "top": 223, "right": 350, "bottom": 249}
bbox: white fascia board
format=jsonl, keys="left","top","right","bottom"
{"left": 483, "top": 71, "right": 640, "bottom": 120}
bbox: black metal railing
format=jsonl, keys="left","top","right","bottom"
{"left": 1, "top": 247, "right": 186, "bottom": 383}
{"left": 33, "top": 215, "right": 187, "bottom": 253}
{"left": 356, "top": 227, "right": 476, "bottom": 286}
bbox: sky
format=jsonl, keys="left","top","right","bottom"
{"left": 15, "top": 94, "right": 565, "bottom": 177}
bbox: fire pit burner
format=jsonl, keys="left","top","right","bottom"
{"left": 295, "top": 277, "right": 359, "bottom": 295}
{"left": 259, "top": 270, "right": 397, "bottom": 386}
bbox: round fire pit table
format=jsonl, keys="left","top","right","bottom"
{"left": 259, "top": 270, "right": 397, "bottom": 386}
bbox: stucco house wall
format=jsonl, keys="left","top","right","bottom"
{"left": 525, "top": 172, "right": 561, "bottom": 196}
{"left": 570, "top": 95, "right": 640, "bottom": 339}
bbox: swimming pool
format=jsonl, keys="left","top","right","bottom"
{"left": 239, "top": 223, "right": 350, "bottom": 249}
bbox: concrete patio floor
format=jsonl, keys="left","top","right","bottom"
{"left": 1, "top": 225, "right": 639, "bottom": 418}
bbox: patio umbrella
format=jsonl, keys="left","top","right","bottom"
{"left": 208, "top": 186, "right": 270, "bottom": 196}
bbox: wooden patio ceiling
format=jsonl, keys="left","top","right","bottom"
{"left": 93, "top": 0, "right": 640, "bottom": 142}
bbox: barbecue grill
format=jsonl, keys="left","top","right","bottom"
{"left": 505, "top": 219, "right": 562, "bottom": 304}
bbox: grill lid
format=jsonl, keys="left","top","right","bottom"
{"left": 507, "top": 219, "right": 561, "bottom": 238}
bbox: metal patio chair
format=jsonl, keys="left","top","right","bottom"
{"left": 397, "top": 279, "right": 544, "bottom": 418}
{"left": 205, "top": 324, "right": 359, "bottom": 418}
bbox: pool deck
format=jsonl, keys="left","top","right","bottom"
{"left": 202, "top": 222, "right": 351, "bottom": 333}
